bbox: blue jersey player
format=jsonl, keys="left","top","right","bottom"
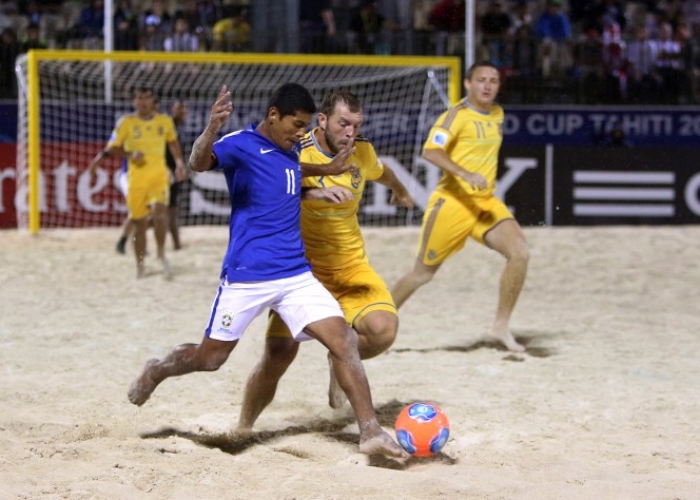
{"left": 127, "top": 83, "right": 406, "bottom": 459}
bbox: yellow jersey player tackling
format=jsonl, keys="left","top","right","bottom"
{"left": 89, "top": 87, "right": 186, "bottom": 278}
{"left": 237, "top": 90, "right": 414, "bottom": 430}
{"left": 392, "top": 61, "right": 530, "bottom": 352}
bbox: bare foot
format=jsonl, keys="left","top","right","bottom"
{"left": 488, "top": 331, "right": 525, "bottom": 352}
{"left": 359, "top": 428, "right": 409, "bottom": 459}
{"left": 231, "top": 426, "right": 254, "bottom": 439}
{"left": 159, "top": 257, "right": 173, "bottom": 280}
{"left": 128, "top": 358, "right": 160, "bottom": 406}
{"left": 136, "top": 263, "right": 146, "bottom": 279}
{"left": 327, "top": 353, "right": 347, "bottom": 409}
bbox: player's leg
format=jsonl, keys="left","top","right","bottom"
{"left": 116, "top": 171, "right": 131, "bottom": 254}
{"left": 237, "top": 313, "right": 299, "bottom": 432}
{"left": 150, "top": 202, "right": 168, "bottom": 257}
{"left": 127, "top": 183, "right": 151, "bottom": 278}
{"left": 392, "top": 260, "right": 440, "bottom": 309}
{"left": 483, "top": 218, "right": 529, "bottom": 352}
{"left": 128, "top": 280, "right": 269, "bottom": 406}
{"left": 326, "top": 309, "right": 398, "bottom": 410}
{"left": 392, "top": 193, "right": 472, "bottom": 308}
{"left": 128, "top": 336, "right": 238, "bottom": 406}
{"left": 145, "top": 173, "right": 172, "bottom": 277}
{"left": 304, "top": 317, "right": 406, "bottom": 458}
{"left": 115, "top": 216, "right": 133, "bottom": 254}
{"left": 354, "top": 310, "right": 399, "bottom": 359}
{"left": 168, "top": 182, "right": 182, "bottom": 250}
{"left": 132, "top": 216, "right": 149, "bottom": 278}
{"left": 276, "top": 273, "right": 406, "bottom": 458}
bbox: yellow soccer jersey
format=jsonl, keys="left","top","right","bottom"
{"left": 107, "top": 113, "right": 177, "bottom": 181}
{"left": 299, "top": 129, "right": 384, "bottom": 270}
{"left": 423, "top": 99, "right": 504, "bottom": 199}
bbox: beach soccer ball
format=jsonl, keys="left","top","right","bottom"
{"left": 394, "top": 402, "right": 450, "bottom": 457}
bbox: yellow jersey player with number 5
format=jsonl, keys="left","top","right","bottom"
{"left": 392, "top": 61, "right": 530, "bottom": 352}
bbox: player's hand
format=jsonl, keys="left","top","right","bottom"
{"left": 208, "top": 85, "right": 233, "bottom": 133}
{"left": 304, "top": 186, "right": 353, "bottom": 203}
{"left": 174, "top": 160, "right": 187, "bottom": 182}
{"left": 389, "top": 189, "right": 414, "bottom": 208}
{"left": 461, "top": 171, "right": 488, "bottom": 190}
{"left": 130, "top": 151, "right": 146, "bottom": 167}
{"left": 326, "top": 138, "right": 356, "bottom": 175}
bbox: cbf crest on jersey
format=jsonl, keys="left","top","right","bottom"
{"left": 431, "top": 130, "right": 448, "bottom": 147}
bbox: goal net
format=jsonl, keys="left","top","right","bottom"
{"left": 15, "top": 50, "right": 460, "bottom": 232}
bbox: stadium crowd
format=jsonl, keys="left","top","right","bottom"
{"left": 1, "top": 0, "right": 699, "bottom": 104}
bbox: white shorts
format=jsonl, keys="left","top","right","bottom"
{"left": 118, "top": 171, "right": 128, "bottom": 197}
{"left": 204, "top": 271, "right": 344, "bottom": 342}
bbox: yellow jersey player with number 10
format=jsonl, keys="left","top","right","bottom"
{"left": 392, "top": 61, "right": 530, "bottom": 353}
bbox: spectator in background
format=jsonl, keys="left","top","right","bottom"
{"left": 572, "top": 26, "right": 605, "bottom": 103}
{"left": 509, "top": 1, "right": 532, "bottom": 35}
{"left": 19, "top": 22, "right": 46, "bottom": 52}
{"left": 600, "top": 21, "right": 628, "bottom": 103}
{"left": 175, "top": 0, "right": 210, "bottom": 50}
{"left": 72, "top": 0, "right": 104, "bottom": 40}
{"left": 23, "top": 0, "right": 42, "bottom": 26}
{"left": 600, "top": 127, "right": 633, "bottom": 148}
{"left": 164, "top": 17, "right": 199, "bottom": 52}
{"left": 652, "top": 21, "right": 683, "bottom": 103}
{"left": 114, "top": 0, "right": 139, "bottom": 51}
{"left": 627, "top": 24, "right": 661, "bottom": 104}
{"left": 140, "top": 14, "right": 167, "bottom": 52}
{"left": 0, "top": 26, "right": 19, "bottom": 98}
{"left": 299, "top": 0, "right": 336, "bottom": 53}
{"left": 535, "top": 0, "right": 573, "bottom": 78}
{"left": 195, "top": 0, "right": 223, "bottom": 32}
{"left": 349, "top": 0, "right": 391, "bottom": 55}
{"left": 428, "top": 0, "right": 465, "bottom": 56}
{"left": 141, "top": 0, "right": 173, "bottom": 36}
{"left": 481, "top": 0, "right": 512, "bottom": 67}
{"left": 212, "top": 6, "right": 251, "bottom": 52}
{"left": 428, "top": 0, "right": 465, "bottom": 33}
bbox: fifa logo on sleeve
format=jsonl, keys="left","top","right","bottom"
{"left": 431, "top": 131, "right": 448, "bottom": 146}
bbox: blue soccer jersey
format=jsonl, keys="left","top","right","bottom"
{"left": 212, "top": 127, "right": 310, "bottom": 282}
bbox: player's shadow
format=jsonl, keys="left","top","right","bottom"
{"left": 391, "top": 330, "right": 556, "bottom": 359}
{"left": 139, "top": 399, "right": 457, "bottom": 470}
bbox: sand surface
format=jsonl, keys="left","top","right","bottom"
{"left": 1, "top": 225, "right": 698, "bottom": 499}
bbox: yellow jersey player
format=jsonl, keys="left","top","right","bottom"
{"left": 237, "top": 90, "right": 414, "bottom": 431}
{"left": 392, "top": 61, "right": 530, "bottom": 352}
{"left": 89, "top": 87, "right": 186, "bottom": 278}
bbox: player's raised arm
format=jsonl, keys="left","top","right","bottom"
{"left": 301, "top": 139, "right": 356, "bottom": 177}
{"left": 190, "top": 85, "right": 233, "bottom": 173}
{"left": 87, "top": 145, "right": 125, "bottom": 178}
{"left": 422, "top": 147, "right": 487, "bottom": 191}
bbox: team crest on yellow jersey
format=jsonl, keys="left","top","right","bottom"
{"left": 350, "top": 166, "right": 362, "bottom": 189}
{"left": 158, "top": 126, "right": 164, "bottom": 136}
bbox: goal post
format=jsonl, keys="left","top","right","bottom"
{"left": 15, "top": 49, "right": 461, "bottom": 233}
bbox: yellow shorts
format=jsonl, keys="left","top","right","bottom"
{"left": 416, "top": 190, "right": 513, "bottom": 266}
{"left": 127, "top": 170, "right": 170, "bottom": 220}
{"left": 266, "top": 261, "right": 396, "bottom": 338}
